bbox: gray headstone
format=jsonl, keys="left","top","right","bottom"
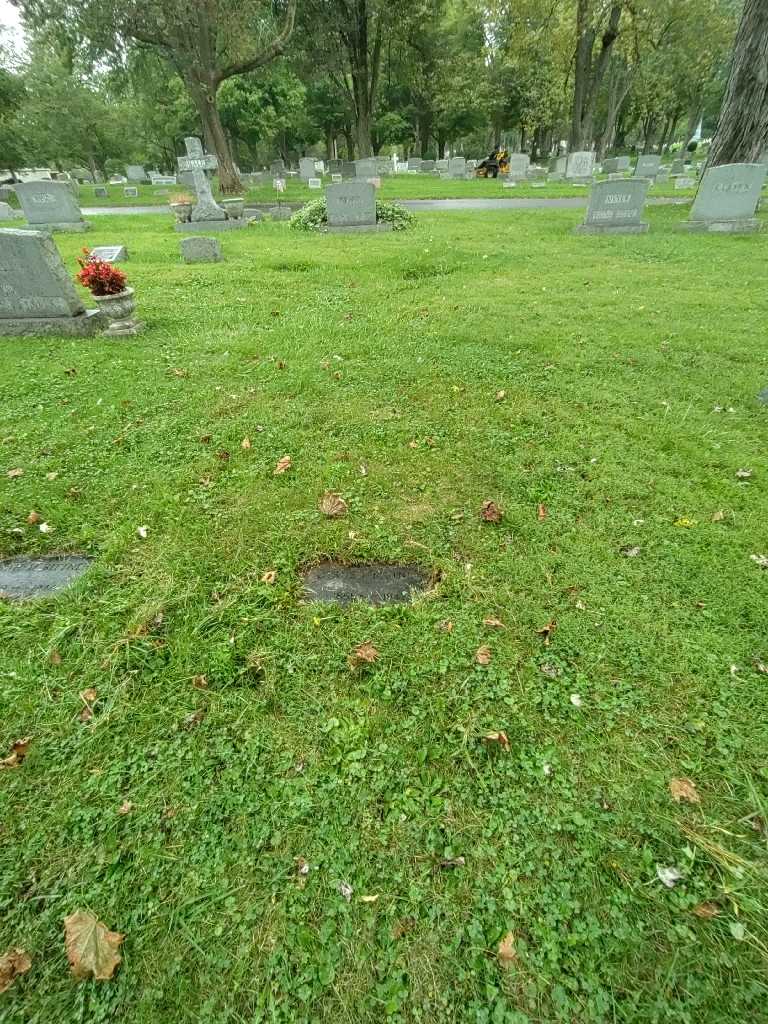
{"left": 603, "top": 157, "right": 620, "bottom": 173}
{"left": 566, "top": 151, "right": 595, "bottom": 180}
{"left": 634, "top": 155, "right": 661, "bottom": 179}
{"left": 448, "top": 156, "right": 467, "bottom": 178}
{"left": 125, "top": 164, "right": 146, "bottom": 182}
{"left": 549, "top": 156, "right": 567, "bottom": 174}
{"left": 180, "top": 236, "right": 222, "bottom": 263}
{"left": 326, "top": 181, "right": 377, "bottom": 228}
{"left": 421, "top": 160, "right": 436, "bottom": 172}
{"left": 407, "top": 158, "right": 422, "bottom": 171}
{"left": 670, "top": 158, "right": 686, "bottom": 175}
{"left": 674, "top": 176, "right": 695, "bottom": 189}
{"left": 526, "top": 167, "right": 547, "bottom": 181}
{"left": 308, "top": 178, "right": 322, "bottom": 190}
{"left": 0, "top": 202, "right": 19, "bottom": 221}
{"left": 574, "top": 178, "right": 651, "bottom": 235}
{"left": 655, "top": 166, "right": 669, "bottom": 183}
{"left": 331, "top": 173, "right": 342, "bottom": 184}
{"left": 616, "top": 156, "right": 630, "bottom": 171}
{"left": 299, "top": 157, "right": 316, "bottom": 180}
{"left": 93, "top": 186, "right": 108, "bottom": 198}
{"left": 328, "top": 159, "right": 343, "bottom": 174}
{"left": 342, "top": 161, "right": 356, "bottom": 178}
{"left": 0, "top": 229, "right": 103, "bottom": 335}
{"left": 682, "top": 162, "right": 767, "bottom": 232}
{"left": 270, "top": 159, "right": 285, "bottom": 174}
{"left": 177, "top": 136, "right": 225, "bottom": 222}
{"left": 15, "top": 180, "right": 87, "bottom": 231}
{"left": 436, "top": 159, "right": 449, "bottom": 171}
{"left": 0, "top": 555, "right": 93, "bottom": 600}
{"left": 303, "top": 561, "right": 429, "bottom": 605}
{"left": 123, "top": 186, "right": 139, "bottom": 198}
{"left": 354, "top": 158, "right": 378, "bottom": 179}
{"left": 507, "top": 153, "right": 530, "bottom": 180}
{"left": 90, "top": 244, "right": 128, "bottom": 263}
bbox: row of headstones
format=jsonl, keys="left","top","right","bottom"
{"left": 576, "top": 162, "right": 767, "bottom": 235}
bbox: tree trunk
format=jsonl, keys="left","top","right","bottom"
{"left": 597, "top": 62, "right": 632, "bottom": 159}
{"left": 185, "top": 74, "right": 243, "bottom": 194}
{"left": 419, "top": 116, "right": 431, "bottom": 158}
{"left": 707, "top": 0, "right": 768, "bottom": 167}
{"left": 570, "top": 1, "right": 622, "bottom": 151}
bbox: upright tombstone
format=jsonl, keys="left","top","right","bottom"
{"left": 0, "top": 203, "right": 21, "bottom": 221}
{"left": 602, "top": 157, "right": 621, "bottom": 174}
{"left": 89, "top": 244, "right": 128, "bottom": 263}
{"left": 15, "top": 181, "right": 89, "bottom": 232}
{"left": 328, "top": 159, "right": 343, "bottom": 175}
{"left": 421, "top": 159, "right": 436, "bottom": 172}
{"left": 299, "top": 157, "right": 316, "bottom": 180}
{"left": 354, "top": 158, "right": 378, "bottom": 179}
{"left": 0, "top": 229, "right": 104, "bottom": 336}
{"left": 326, "top": 181, "right": 389, "bottom": 233}
{"left": 436, "top": 158, "right": 449, "bottom": 172}
{"left": 678, "top": 162, "right": 767, "bottom": 233}
{"left": 123, "top": 186, "right": 139, "bottom": 198}
{"left": 655, "top": 166, "right": 669, "bottom": 183}
{"left": 270, "top": 159, "right": 285, "bottom": 174}
{"left": 341, "top": 160, "right": 356, "bottom": 178}
{"left": 634, "top": 154, "right": 661, "bottom": 180}
{"left": 125, "top": 164, "right": 147, "bottom": 182}
{"left": 448, "top": 156, "right": 467, "bottom": 178}
{"left": 566, "top": 151, "right": 595, "bottom": 181}
{"left": 407, "top": 158, "right": 422, "bottom": 171}
{"left": 616, "top": 156, "right": 631, "bottom": 171}
{"left": 670, "top": 157, "right": 686, "bottom": 176}
{"left": 506, "top": 153, "right": 530, "bottom": 181}
{"left": 93, "top": 185, "right": 108, "bottom": 198}
{"left": 176, "top": 137, "right": 244, "bottom": 230}
{"left": 574, "top": 178, "right": 651, "bottom": 235}
{"left": 549, "top": 156, "right": 567, "bottom": 174}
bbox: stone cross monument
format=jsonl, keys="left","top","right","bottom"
{"left": 177, "top": 137, "right": 225, "bottom": 222}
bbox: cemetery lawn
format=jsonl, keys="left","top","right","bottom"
{"left": 2, "top": 206, "right": 768, "bottom": 1023}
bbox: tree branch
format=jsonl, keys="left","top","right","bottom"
{"left": 216, "top": 0, "right": 297, "bottom": 84}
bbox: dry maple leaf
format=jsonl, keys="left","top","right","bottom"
{"left": 273, "top": 454, "right": 292, "bottom": 475}
{"left": 537, "top": 503, "right": 548, "bottom": 521}
{"left": 26, "top": 511, "right": 41, "bottom": 525}
{"left": 7, "top": 468, "right": 23, "bottom": 479}
{"left": 536, "top": 620, "right": 556, "bottom": 644}
{"left": 261, "top": 569, "right": 277, "bottom": 584}
{"left": 475, "top": 645, "right": 492, "bottom": 666}
{"left": 64, "top": 911, "right": 123, "bottom": 981}
{"left": 80, "top": 688, "right": 97, "bottom": 704}
{"left": 480, "top": 500, "right": 503, "bottom": 523}
{"left": 669, "top": 777, "right": 701, "bottom": 804}
{"left": 0, "top": 948, "right": 32, "bottom": 994}
{"left": 0, "top": 737, "right": 31, "bottom": 769}
{"left": 497, "top": 932, "right": 517, "bottom": 968}
{"left": 349, "top": 641, "right": 379, "bottom": 668}
{"left": 692, "top": 902, "right": 720, "bottom": 919}
{"left": 192, "top": 674, "right": 208, "bottom": 689}
{"left": 319, "top": 492, "right": 348, "bottom": 518}
{"left": 483, "top": 617, "right": 505, "bottom": 629}
{"left": 483, "top": 731, "right": 510, "bottom": 751}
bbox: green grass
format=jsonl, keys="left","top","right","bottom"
{"left": 1, "top": 207, "right": 768, "bottom": 1023}
{"left": 75, "top": 174, "right": 701, "bottom": 209}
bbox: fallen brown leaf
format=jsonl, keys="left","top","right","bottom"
{"left": 483, "top": 731, "right": 510, "bottom": 751}
{"left": 261, "top": 569, "right": 277, "bottom": 584}
{"left": 49, "top": 649, "right": 62, "bottom": 666}
{"left": 80, "top": 688, "right": 97, "bottom": 704}
{"left": 0, "top": 737, "right": 31, "bottom": 769}
{"left": 79, "top": 706, "right": 94, "bottom": 723}
{"left": 536, "top": 620, "right": 556, "bottom": 644}
{"left": 349, "top": 641, "right": 379, "bottom": 668}
{"left": 273, "top": 454, "right": 292, "bottom": 474}
{"left": 480, "top": 500, "right": 503, "bottom": 523}
{"left": 26, "top": 511, "right": 41, "bottom": 525}
{"left": 497, "top": 931, "right": 517, "bottom": 968}
{"left": 241, "top": 437, "right": 252, "bottom": 450}
{"left": 475, "top": 645, "right": 492, "bottom": 666}
{"left": 0, "top": 948, "right": 32, "bottom": 993}
{"left": 495, "top": 389, "right": 506, "bottom": 402}
{"left": 192, "top": 674, "right": 208, "bottom": 689}
{"left": 64, "top": 911, "right": 123, "bottom": 981}
{"left": 319, "top": 492, "right": 348, "bottom": 518}
{"left": 537, "top": 503, "right": 548, "bottom": 521}
{"left": 669, "top": 777, "right": 701, "bottom": 804}
{"left": 182, "top": 710, "right": 205, "bottom": 730}
{"left": 6, "top": 468, "right": 23, "bottom": 479}
{"left": 483, "top": 617, "right": 505, "bottom": 629}
{"left": 692, "top": 902, "right": 720, "bottom": 919}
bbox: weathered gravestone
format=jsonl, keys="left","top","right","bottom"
{"left": 674, "top": 176, "right": 695, "bottom": 189}
{"left": 566, "top": 151, "right": 595, "bottom": 181}
{"left": 602, "top": 157, "right": 621, "bottom": 174}
{"left": 123, "top": 186, "right": 139, "bottom": 198}
{"left": 549, "top": 156, "right": 567, "bottom": 174}
{"left": 0, "top": 229, "right": 104, "bottom": 336}
{"left": 90, "top": 244, "right": 128, "bottom": 263}
{"left": 634, "top": 155, "right": 661, "bottom": 179}
{"left": 0, "top": 203, "right": 20, "bottom": 221}
{"left": 176, "top": 137, "right": 245, "bottom": 231}
{"left": 270, "top": 159, "right": 285, "bottom": 174}
{"left": 93, "top": 185, "right": 108, "bottom": 198}
{"left": 342, "top": 161, "right": 356, "bottom": 178}
{"left": 407, "top": 158, "right": 422, "bottom": 171}
{"left": 679, "top": 162, "right": 767, "bottom": 233}
{"left": 354, "top": 158, "right": 378, "bottom": 179}
{"left": 181, "top": 236, "right": 222, "bottom": 263}
{"left": 303, "top": 561, "right": 430, "bottom": 605}
{"left": 506, "top": 153, "right": 530, "bottom": 180}
{"left": 436, "top": 158, "right": 449, "bottom": 172}
{"left": 421, "top": 160, "right": 436, "bottom": 172}
{"left": 15, "top": 181, "right": 89, "bottom": 232}
{"left": 655, "top": 166, "right": 669, "bottom": 183}
{"left": 308, "top": 178, "right": 322, "bottom": 190}
{"left": 527, "top": 167, "right": 547, "bottom": 181}
{"left": 328, "top": 159, "right": 343, "bottom": 174}
{"left": 125, "top": 165, "right": 146, "bottom": 182}
{"left": 299, "top": 157, "right": 316, "bottom": 180}
{"left": 574, "top": 178, "right": 651, "bottom": 235}
{"left": 0, "top": 555, "right": 93, "bottom": 600}
{"left": 331, "top": 173, "right": 342, "bottom": 184}
{"left": 449, "top": 156, "right": 467, "bottom": 178}
{"left": 670, "top": 158, "right": 686, "bottom": 175}
{"left": 326, "top": 181, "right": 389, "bottom": 233}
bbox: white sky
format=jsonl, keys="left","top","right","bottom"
{"left": 0, "top": 0, "right": 25, "bottom": 50}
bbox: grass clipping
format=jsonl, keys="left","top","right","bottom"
{"left": 290, "top": 197, "right": 416, "bottom": 232}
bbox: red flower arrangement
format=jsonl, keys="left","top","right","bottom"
{"left": 75, "top": 249, "right": 128, "bottom": 296}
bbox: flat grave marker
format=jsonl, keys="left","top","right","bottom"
{"left": 0, "top": 555, "right": 93, "bottom": 600}
{"left": 181, "top": 236, "right": 222, "bottom": 263}
{"left": 308, "top": 177, "right": 322, "bottom": 190}
{"left": 303, "top": 562, "right": 430, "bottom": 606}
{"left": 89, "top": 245, "right": 128, "bottom": 263}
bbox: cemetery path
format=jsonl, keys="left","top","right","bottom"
{"left": 81, "top": 197, "right": 690, "bottom": 217}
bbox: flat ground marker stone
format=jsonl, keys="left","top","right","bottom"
{"left": 302, "top": 561, "right": 430, "bottom": 605}
{"left": 181, "top": 236, "right": 222, "bottom": 263}
{"left": 0, "top": 555, "right": 92, "bottom": 600}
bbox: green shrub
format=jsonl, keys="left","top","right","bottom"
{"left": 290, "top": 196, "right": 416, "bottom": 232}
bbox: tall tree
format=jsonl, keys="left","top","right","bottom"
{"left": 707, "top": 0, "right": 768, "bottom": 167}
{"left": 14, "top": 0, "right": 297, "bottom": 193}
{"left": 569, "top": 0, "right": 624, "bottom": 150}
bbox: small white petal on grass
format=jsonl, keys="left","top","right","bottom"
{"left": 729, "top": 921, "right": 746, "bottom": 941}
{"left": 543, "top": 763, "right": 552, "bottom": 776}
{"left": 656, "top": 865, "right": 683, "bottom": 888}
{"left": 751, "top": 554, "right": 768, "bottom": 570}
{"left": 137, "top": 526, "right": 148, "bottom": 539}
{"left": 338, "top": 882, "right": 353, "bottom": 901}
{"left": 735, "top": 468, "right": 752, "bottom": 479}
{"left": 569, "top": 693, "right": 582, "bottom": 707}
{"left": 38, "top": 523, "right": 53, "bottom": 534}
{"left": 46, "top": 471, "right": 58, "bottom": 481}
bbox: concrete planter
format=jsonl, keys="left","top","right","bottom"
{"left": 93, "top": 287, "right": 142, "bottom": 337}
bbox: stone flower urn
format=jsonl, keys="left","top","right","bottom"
{"left": 221, "top": 198, "right": 245, "bottom": 220}
{"left": 94, "top": 287, "right": 142, "bottom": 337}
{"left": 170, "top": 201, "right": 193, "bottom": 224}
